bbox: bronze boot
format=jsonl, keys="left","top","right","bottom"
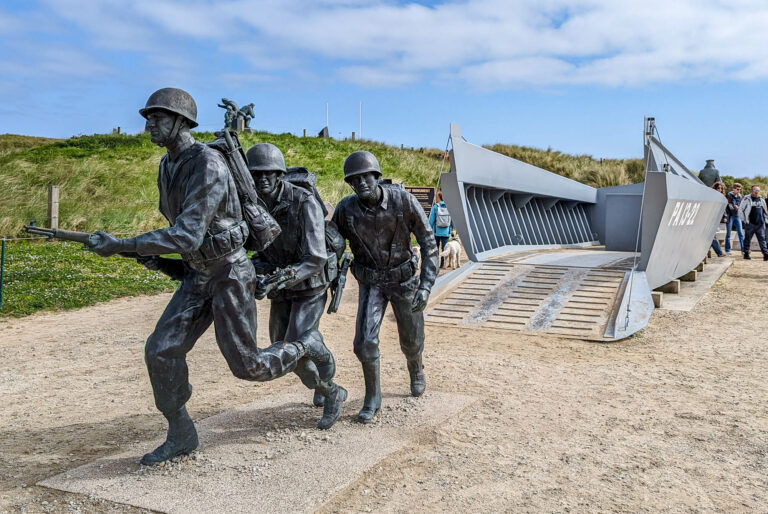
{"left": 407, "top": 357, "right": 426, "bottom": 397}
{"left": 140, "top": 406, "right": 198, "bottom": 466}
{"left": 357, "top": 360, "right": 381, "bottom": 424}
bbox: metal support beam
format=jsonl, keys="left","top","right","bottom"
{"left": 541, "top": 197, "right": 559, "bottom": 210}
{"left": 512, "top": 194, "right": 534, "bottom": 209}
{"left": 490, "top": 190, "right": 506, "bottom": 203}
{"left": 562, "top": 200, "right": 579, "bottom": 210}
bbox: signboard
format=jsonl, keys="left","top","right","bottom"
{"left": 404, "top": 186, "right": 436, "bottom": 216}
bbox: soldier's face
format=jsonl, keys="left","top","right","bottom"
{"left": 145, "top": 111, "right": 176, "bottom": 146}
{"left": 252, "top": 170, "right": 280, "bottom": 196}
{"left": 348, "top": 172, "right": 379, "bottom": 201}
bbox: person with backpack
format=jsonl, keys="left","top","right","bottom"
{"left": 87, "top": 88, "right": 335, "bottom": 465}
{"left": 332, "top": 151, "right": 438, "bottom": 423}
{"left": 725, "top": 182, "right": 745, "bottom": 254}
{"left": 245, "top": 143, "right": 347, "bottom": 429}
{"left": 429, "top": 190, "right": 454, "bottom": 267}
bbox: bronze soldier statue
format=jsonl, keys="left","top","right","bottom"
{"left": 88, "top": 88, "right": 335, "bottom": 465}
{"left": 331, "top": 151, "right": 438, "bottom": 423}
{"left": 245, "top": 142, "right": 346, "bottom": 428}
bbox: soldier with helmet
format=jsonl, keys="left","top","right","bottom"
{"left": 88, "top": 88, "right": 337, "bottom": 465}
{"left": 245, "top": 142, "right": 346, "bottom": 428}
{"left": 331, "top": 151, "right": 438, "bottom": 423}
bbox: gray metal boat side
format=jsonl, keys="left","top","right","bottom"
{"left": 638, "top": 171, "right": 725, "bottom": 289}
{"left": 433, "top": 121, "right": 724, "bottom": 341}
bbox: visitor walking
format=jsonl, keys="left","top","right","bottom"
{"left": 725, "top": 182, "right": 744, "bottom": 254}
{"left": 429, "top": 190, "right": 454, "bottom": 268}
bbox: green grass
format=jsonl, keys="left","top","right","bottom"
{"left": 0, "top": 131, "right": 446, "bottom": 237}
{"left": 0, "top": 240, "right": 176, "bottom": 317}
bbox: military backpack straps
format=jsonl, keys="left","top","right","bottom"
{"left": 284, "top": 167, "right": 346, "bottom": 261}
{"left": 207, "top": 130, "right": 281, "bottom": 251}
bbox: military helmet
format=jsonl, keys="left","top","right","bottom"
{"left": 246, "top": 143, "right": 286, "bottom": 174}
{"left": 139, "top": 88, "right": 198, "bottom": 128}
{"left": 343, "top": 151, "right": 381, "bottom": 181}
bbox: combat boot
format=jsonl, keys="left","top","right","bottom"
{"left": 317, "top": 384, "right": 347, "bottom": 429}
{"left": 407, "top": 357, "right": 426, "bottom": 397}
{"left": 313, "top": 350, "right": 336, "bottom": 408}
{"left": 140, "top": 406, "right": 198, "bottom": 466}
{"left": 357, "top": 360, "right": 382, "bottom": 424}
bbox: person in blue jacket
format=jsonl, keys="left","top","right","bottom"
{"left": 429, "top": 190, "right": 454, "bottom": 268}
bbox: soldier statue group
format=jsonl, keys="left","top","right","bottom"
{"left": 87, "top": 88, "right": 439, "bottom": 465}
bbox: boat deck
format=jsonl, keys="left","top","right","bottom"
{"left": 425, "top": 249, "right": 637, "bottom": 341}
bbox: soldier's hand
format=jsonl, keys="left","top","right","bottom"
{"left": 254, "top": 275, "right": 273, "bottom": 300}
{"left": 136, "top": 256, "right": 161, "bottom": 271}
{"left": 411, "top": 287, "right": 430, "bottom": 313}
{"left": 88, "top": 231, "right": 124, "bottom": 257}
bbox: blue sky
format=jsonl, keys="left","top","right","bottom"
{"left": 1, "top": 0, "right": 767, "bottom": 176}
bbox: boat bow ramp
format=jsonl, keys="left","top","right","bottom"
{"left": 426, "top": 121, "right": 724, "bottom": 341}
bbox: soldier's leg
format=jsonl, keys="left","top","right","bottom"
{"left": 387, "top": 276, "right": 426, "bottom": 397}
{"left": 354, "top": 282, "right": 388, "bottom": 423}
{"left": 141, "top": 283, "right": 212, "bottom": 465}
{"left": 211, "top": 254, "right": 329, "bottom": 382}
{"left": 283, "top": 292, "right": 345, "bottom": 427}
{"left": 282, "top": 292, "right": 335, "bottom": 407}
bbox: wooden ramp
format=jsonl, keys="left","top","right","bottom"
{"left": 426, "top": 250, "right": 634, "bottom": 341}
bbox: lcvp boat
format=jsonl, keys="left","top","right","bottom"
{"left": 426, "top": 119, "right": 726, "bottom": 341}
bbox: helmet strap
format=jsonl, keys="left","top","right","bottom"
{"left": 168, "top": 115, "right": 183, "bottom": 142}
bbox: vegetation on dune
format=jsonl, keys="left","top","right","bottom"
{"left": 0, "top": 131, "right": 446, "bottom": 236}
{"left": 0, "top": 134, "right": 62, "bottom": 157}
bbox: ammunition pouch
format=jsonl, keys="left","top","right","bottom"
{"left": 183, "top": 220, "right": 248, "bottom": 269}
{"left": 351, "top": 257, "right": 416, "bottom": 285}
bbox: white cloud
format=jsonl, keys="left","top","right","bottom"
{"left": 13, "top": 0, "right": 768, "bottom": 89}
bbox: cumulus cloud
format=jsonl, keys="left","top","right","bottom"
{"left": 7, "top": 0, "right": 768, "bottom": 89}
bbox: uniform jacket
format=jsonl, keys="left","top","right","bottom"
{"left": 129, "top": 141, "right": 247, "bottom": 263}
{"left": 251, "top": 180, "right": 328, "bottom": 295}
{"left": 332, "top": 185, "right": 438, "bottom": 292}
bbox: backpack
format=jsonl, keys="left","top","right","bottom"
{"left": 435, "top": 203, "right": 451, "bottom": 228}
{"left": 284, "top": 167, "right": 346, "bottom": 261}
{"left": 208, "top": 130, "right": 281, "bottom": 252}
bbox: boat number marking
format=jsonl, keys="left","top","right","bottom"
{"left": 668, "top": 201, "right": 701, "bottom": 227}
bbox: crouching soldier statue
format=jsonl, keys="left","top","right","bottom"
{"left": 331, "top": 151, "right": 438, "bottom": 423}
{"left": 87, "top": 88, "right": 336, "bottom": 465}
{"left": 245, "top": 142, "right": 346, "bottom": 428}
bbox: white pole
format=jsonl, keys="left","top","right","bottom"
{"left": 359, "top": 101, "right": 362, "bottom": 140}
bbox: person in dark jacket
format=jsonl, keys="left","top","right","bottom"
{"left": 737, "top": 185, "right": 768, "bottom": 260}
{"left": 88, "top": 89, "right": 334, "bottom": 465}
{"left": 246, "top": 143, "right": 346, "bottom": 429}
{"left": 725, "top": 182, "right": 745, "bottom": 254}
{"left": 332, "top": 151, "right": 438, "bottom": 423}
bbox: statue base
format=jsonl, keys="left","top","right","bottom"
{"left": 39, "top": 390, "right": 474, "bottom": 513}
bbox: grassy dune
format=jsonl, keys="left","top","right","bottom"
{"left": 0, "top": 132, "right": 446, "bottom": 236}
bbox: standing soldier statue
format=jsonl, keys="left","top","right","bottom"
{"left": 88, "top": 88, "right": 335, "bottom": 465}
{"left": 331, "top": 151, "right": 438, "bottom": 423}
{"left": 245, "top": 142, "right": 346, "bottom": 428}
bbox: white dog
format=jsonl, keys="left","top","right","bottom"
{"left": 439, "top": 240, "right": 462, "bottom": 269}
{"left": 412, "top": 245, "right": 421, "bottom": 269}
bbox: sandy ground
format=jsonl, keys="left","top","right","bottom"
{"left": 1, "top": 254, "right": 767, "bottom": 513}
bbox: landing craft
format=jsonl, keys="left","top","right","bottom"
{"left": 426, "top": 119, "right": 726, "bottom": 341}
